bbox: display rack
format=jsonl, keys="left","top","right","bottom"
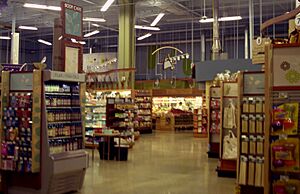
{"left": 236, "top": 71, "right": 265, "bottom": 194}
{"left": 85, "top": 99, "right": 106, "bottom": 148}
{"left": 207, "top": 86, "right": 221, "bottom": 158}
{"left": 134, "top": 90, "right": 152, "bottom": 134}
{"left": 106, "top": 97, "right": 135, "bottom": 131}
{"left": 0, "top": 70, "right": 88, "bottom": 194}
{"left": 264, "top": 44, "right": 300, "bottom": 194}
{"left": 216, "top": 80, "right": 238, "bottom": 177}
{"left": 194, "top": 93, "right": 208, "bottom": 138}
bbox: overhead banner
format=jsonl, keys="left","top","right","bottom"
{"left": 61, "top": 1, "right": 83, "bottom": 39}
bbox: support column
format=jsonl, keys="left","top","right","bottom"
{"left": 118, "top": 0, "right": 135, "bottom": 89}
{"left": 244, "top": 29, "right": 249, "bottom": 59}
{"left": 211, "top": 0, "right": 221, "bottom": 60}
{"left": 201, "top": 34, "right": 205, "bottom": 62}
{"left": 249, "top": 0, "right": 254, "bottom": 59}
{"left": 10, "top": 15, "right": 19, "bottom": 64}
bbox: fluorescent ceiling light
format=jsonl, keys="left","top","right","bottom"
{"left": 199, "top": 18, "right": 214, "bottom": 23}
{"left": 138, "top": 33, "right": 152, "bottom": 41}
{"left": 79, "top": 41, "right": 86, "bottom": 45}
{"left": 84, "top": 30, "right": 100, "bottom": 37}
{"left": 80, "top": 0, "right": 95, "bottom": 5}
{"left": 199, "top": 16, "right": 242, "bottom": 23}
{"left": 24, "top": 3, "right": 61, "bottom": 11}
{"left": 219, "top": 16, "right": 242, "bottom": 21}
{"left": 135, "top": 25, "right": 160, "bottom": 31}
{"left": 0, "top": 36, "right": 11, "bottom": 40}
{"left": 101, "top": 0, "right": 115, "bottom": 12}
{"left": 38, "top": 39, "right": 52, "bottom": 46}
{"left": 92, "top": 23, "right": 100, "bottom": 27}
{"left": 18, "top": 26, "right": 38, "bottom": 30}
{"left": 83, "top": 17, "right": 106, "bottom": 22}
{"left": 71, "top": 38, "right": 78, "bottom": 43}
{"left": 150, "top": 13, "right": 165, "bottom": 26}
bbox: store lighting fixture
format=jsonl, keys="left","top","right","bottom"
{"left": 135, "top": 25, "right": 160, "bottom": 31}
{"left": 80, "top": 0, "right": 95, "bottom": 5}
{"left": 137, "top": 33, "right": 152, "bottom": 41}
{"left": 150, "top": 13, "right": 165, "bottom": 26}
{"left": 83, "top": 17, "right": 106, "bottom": 22}
{"left": 100, "top": 0, "right": 115, "bottom": 12}
{"left": 18, "top": 26, "right": 38, "bottom": 30}
{"left": 38, "top": 39, "right": 52, "bottom": 46}
{"left": 218, "top": 16, "right": 242, "bottom": 22}
{"left": 71, "top": 38, "right": 77, "bottom": 43}
{"left": 24, "top": 3, "right": 61, "bottom": 11}
{"left": 84, "top": 30, "right": 100, "bottom": 37}
{"left": 199, "top": 16, "right": 242, "bottom": 23}
{"left": 199, "top": 18, "right": 214, "bottom": 23}
{"left": 92, "top": 23, "right": 100, "bottom": 27}
{"left": 0, "top": 36, "right": 11, "bottom": 40}
{"left": 58, "top": 36, "right": 63, "bottom": 40}
{"left": 79, "top": 41, "right": 86, "bottom": 45}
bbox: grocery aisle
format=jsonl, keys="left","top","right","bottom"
{"left": 81, "top": 132, "right": 235, "bottom": 194}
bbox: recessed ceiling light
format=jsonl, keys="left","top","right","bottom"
{"left": 83, "top": 17, "right": 106, "bottom": 22}
{"left": 24, "top": 3, "right": 61, "bottom": 11}
{"left": 135, "top": 25, "right": 160, "bottom": 31}
{"left": 38, "top": 39, "right": 52, "bottom": 46}
{"left": 101, "top": 0, "right": 115, "bottom": 12}
{"left": 150, "top": 13, "right": 165, "bottom": 26}
{"left": 18, "top": 26, "right": 38, "bottom": 30}
{"left": 137, "top": 33, "right": 152, "bottom": 40}
{"left": 84, "top": 30, "right": 100, "bottom": 37}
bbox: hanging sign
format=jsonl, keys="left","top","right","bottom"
{"left": 61, "top": 2, "right": 83, "bottom": 39}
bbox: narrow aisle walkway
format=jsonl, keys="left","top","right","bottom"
{"left": 81, "top": 132, "right": 235, "bottom": 194}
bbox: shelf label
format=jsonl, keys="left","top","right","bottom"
{"left": 50, "top": 71, "right": 85, "bottom": 82}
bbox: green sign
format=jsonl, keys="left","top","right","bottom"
{"left": 62, "top": 2, "right": 83, "bottom": 38}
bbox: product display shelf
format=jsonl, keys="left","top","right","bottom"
{"left": 85, "top": 100, "right": 106, "bottom": 148}
{"left": 207, "top": 86, "right": 221, "bottom": 158}
{"left": 216, "top": 80, "right": 238, "bottom": 178}
{"left": 1, "top": 70, "right": 88, "bottom": 194}
{"left": 194, "top": 94, "right": 208, "bottom": 138}
{"left": 236, "top": 71, "right": 265, "bottom": 194}
{"left": 106, "top": 97, "right": 135, "bottom": 132}
{"left": 134, "top": 90, "right": 152, "bottom": 134}
{"left": 264, "top": 44, "right": 300, "bottom": 194}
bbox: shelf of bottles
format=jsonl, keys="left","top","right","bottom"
{"left": 134, "top": 90, "right": 152, "bottom": 134}
{"left": 45, "top": 82, "right": 83, "bottom": 154}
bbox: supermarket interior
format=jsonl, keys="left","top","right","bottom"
{"left": 0, "top": 0, "right": 300, "bottom": 194}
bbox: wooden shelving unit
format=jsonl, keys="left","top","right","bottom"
{"left": 264, "top": 43, "right": 300, "bottom": 194}
{"left": 134, "top": 90, "right": 152, "bottom": 134}
{"left": 236, "top": 71, "right": 265, "bottom": 194}
{"left": 216, "top": 80, "right": 239, "bottom": 178}
{"left": 207, "top": 86, "right": 221, "bottom": 158}
{"left": 194, "top": 94, "right": 208, "bottom": 138}
{"left": 106, "top": 97, "right": 135, "bottom": 131}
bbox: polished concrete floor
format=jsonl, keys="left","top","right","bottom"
{"left": 81, "top": 131, "right": 235, "bottom": 194}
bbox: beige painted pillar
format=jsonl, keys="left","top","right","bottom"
{"left": 118, "top": 0, "right": 135, "bottom": 89}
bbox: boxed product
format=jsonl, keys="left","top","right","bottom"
{"left": 271, "top": 138, "right": 300, "bottom": 172}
